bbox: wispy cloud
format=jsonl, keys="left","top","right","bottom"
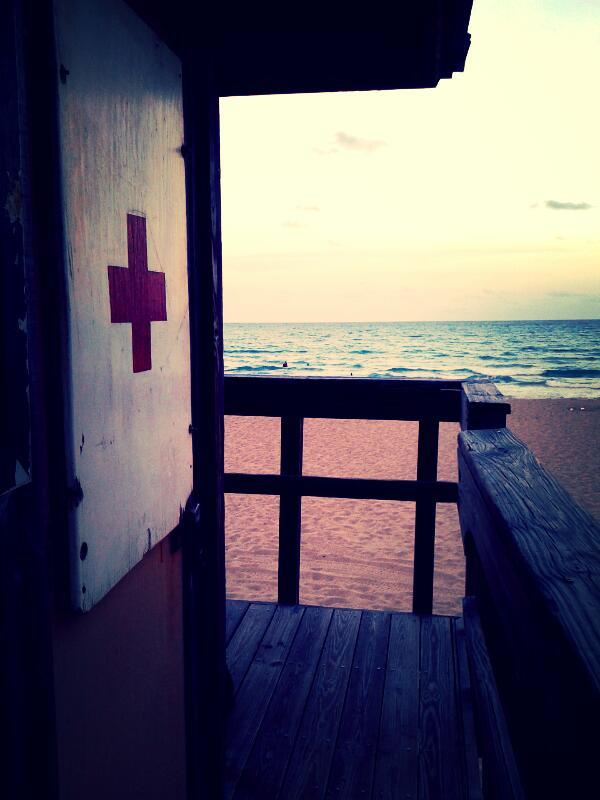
{"left": 335, "top": 131, "right": 387, "bottom": 152}
{"left": 314, "top": 131, "right": 387, "bottom": 156}
{"left": 546, "top": 291, "right": 600, "bottom": 300}
{"left": 297, "top": 205, "right": 320, "bottom": 212}
{"left": 545, "top": 199, "right": 592, "bottom": 210}
{"left": 282, "top": 220, "right": 305, "bottom": 229}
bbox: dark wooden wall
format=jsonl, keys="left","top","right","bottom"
{"left": 0, "top": 3, "right": 58, "bottom": 797}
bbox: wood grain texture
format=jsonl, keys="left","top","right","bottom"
{"left": 460, "top": 383, "right": 510, "bottom": 431}
{"left": 226, "top": 600, "right": 249, "bottom": 646}
{"left": 279, "top": 608, "right": 362, "bottom": 800}
{"left": 227, "top": 603, "right": 276, "bottom": 695}
{"left": 373, "top": 613, "right": 420, "bottom": 800}
{"left": 226, "top": 603, "right": 481, "bottom": 800}
{"left": 324, "top": 611, "right": 390, "bottom": 799}
{"left": 224, "top": 604, "right": 304, "bottom": 798}
{"left": 458, "top": 429, "right": 600, "bottom": 797}
{"left": 459, "top": 428, "right": 600, "bottom": 690}
{"left": 225, "top": 376, "right": 462, "bottom": 422}
{"left": 419, "top": 615, "right": 464, "bottom": 800}
{"left": 454, "top": 618, "right": 484, "bottom": 800}
{"left": 462, "top": 598, "right": 523, "bottom": 800}
{"left": 234, "top": 606, "right": 334, "bottom": 800}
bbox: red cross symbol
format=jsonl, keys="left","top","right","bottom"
{"left": 107, "top": 214, "right": 167, "bottom": 373}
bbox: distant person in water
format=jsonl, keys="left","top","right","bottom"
{"left": 282, "top": 361, "right": 288, "bottom": 368}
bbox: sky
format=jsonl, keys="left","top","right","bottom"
{"left": 219, "top": 0, "right": 600, "bottom": 323}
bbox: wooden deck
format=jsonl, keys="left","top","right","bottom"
{"left": 225, "top": 600, "right": 481, "bottom": 800}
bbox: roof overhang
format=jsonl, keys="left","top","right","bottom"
{"left": 129, "top": 1, "right": 474, "bottom": 95}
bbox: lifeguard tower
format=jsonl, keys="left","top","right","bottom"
{"left": 1, "top": 1, "right": 598, "bottom": 798}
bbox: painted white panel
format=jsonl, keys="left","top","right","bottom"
{"left": 55, "top": 0, "right": 192, "bottom": 610}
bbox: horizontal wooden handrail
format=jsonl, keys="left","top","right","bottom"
{"left": 458, "top": 427, "right": 600, "bottom": 797}
{"left": 225, "top": 375, "right": 462, "bottom": 421}
{"left": 225, "top": 473, "right": 458, "bottom": 504}
{"left": 225, "top": 375, "right": 507, "bottom": 610}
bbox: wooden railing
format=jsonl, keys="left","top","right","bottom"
{"left": 458, "top": 425, "right": 600, "bottom": 798}
{"left": 224, "top": 375, "right": 509, "bottom": 612}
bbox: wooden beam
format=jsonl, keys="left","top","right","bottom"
{"left": 225, "top": 376, "right": 462, "bottom": 422}
{"left": 412, "top": 419, "right": 439, "bottom": 614}
{"left": 224, "top": 473, "right": 458, "bottom": 504}
{"left": 181, "top": 51, "right": 226, "bottom": 799}
{"left": 460, "top": 382, "right": 510, "bottom": 430}
{"left": 278, "top": 416, "right": 304, "bottom": 605}
{"left": 458, "top": 427, "right": 600, "bottom": 797}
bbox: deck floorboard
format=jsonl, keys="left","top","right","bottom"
{"left": 226, "top": 601, "right": 477, "bottom": 800}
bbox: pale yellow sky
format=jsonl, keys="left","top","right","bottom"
{"left": 219, "top": 0, "right": 600, "bottom": 322}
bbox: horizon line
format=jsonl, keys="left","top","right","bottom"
{"left": 223, "top": 317, "right": 600, "bottom": 325}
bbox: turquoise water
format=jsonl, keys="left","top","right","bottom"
{"left": 224, "top": 319, "right": 600, "bottom": 398}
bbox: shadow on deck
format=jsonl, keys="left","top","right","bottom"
{"left": 225, "top": 599, "right": 479, "bottom": 800}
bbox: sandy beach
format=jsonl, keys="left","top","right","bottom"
{"left": 224, "top": 397, "right": 599, "bottom": 616}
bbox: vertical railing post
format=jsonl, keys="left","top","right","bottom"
{"left": 460, "top": 382, "right": 510, "bottom": 431}
{"left": 278, "top": 416, "right": 304, "bottom": 605}
{"left": 412, "top": 418, "right": 439, "bottom": 614}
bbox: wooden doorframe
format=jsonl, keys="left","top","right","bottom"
{"left": 181, "top": 50, "right": 228, "bottom": 799}
{"left": 1, "top": 1, "right": 64, "bottom": 797}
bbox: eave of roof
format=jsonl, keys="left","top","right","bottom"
{"left": 128, "top": 1, "right": 474, "bottom": 95}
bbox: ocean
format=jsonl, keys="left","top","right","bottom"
{"left": 224, "top": 319, "right": 600, "bottom": 399}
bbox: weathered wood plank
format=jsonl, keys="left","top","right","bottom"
{"left": 458, "top": 431, "right": 600, "bottom": 797}
{"left": 324, "top": 611, "right": 390, "bottom": 799}
{"left": 460, "top": 382, "right": 510, "bottom": 430}
{"left": 226, "top": 600, "right": 250, "bottom": 646}
{"left": 419, "top": 615, "right": 464, "bottom": 800}
{"left": 279, "top": 608, "right": 362, "bottom": 800}
{"left": 373, "top": 612, "right": 420, "bottom": 800}
{"left": 225, "top": 473, "right": 458, "bottom": 504}
{"left": 234, "top": 606, "right": 334, "bottom": 800}
{"left": 454, "top": 618, "right": 484, "bottom": 800}
{"left": 278, "top": 416, "right": 304, "bottom": 605}
{"left": 225, "top": 376, "right": 461, "bottom": 422}
{"left": 459, "top": 428, "right": 600, "bottom": 690}
{"left": 227, "top": 602, "right": 277, "bottom": 695}
{"left": 413, "top": 418, "right": 440, "bottom": 614}
{"left": 224, "top": 604, "right": 304, "bottom": 799}
{"left": 462, "top": 598, "right": 523, "bottom": 800}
